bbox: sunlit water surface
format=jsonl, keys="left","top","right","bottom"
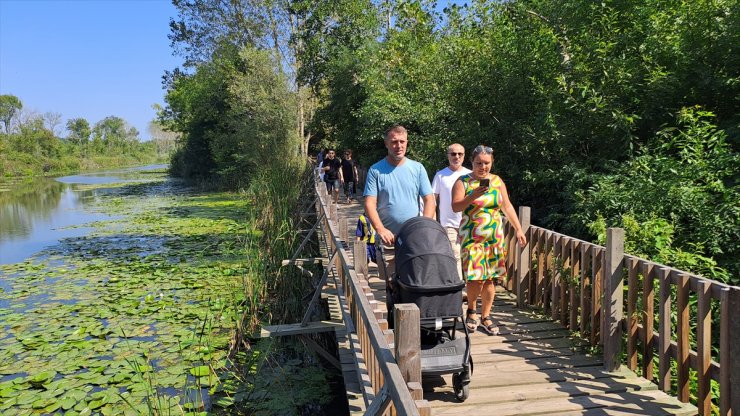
{"left": 0, "top": 164, "right": 167, "bottom": 265}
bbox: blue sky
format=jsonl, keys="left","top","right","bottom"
{"left": 0, "top": 0, "right": 181, "bottom": 140}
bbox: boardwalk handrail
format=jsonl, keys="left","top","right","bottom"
{"left": 503, "top": 210, "right": 740, "bottom": 416}
{"left": 311, "top": 171, "right": 429, "bottom": 415}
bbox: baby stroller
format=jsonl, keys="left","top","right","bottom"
{"left": 379, "top": 216, "right": 472, "bottom": 401}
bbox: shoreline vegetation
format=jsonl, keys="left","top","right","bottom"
{"left": 0, "top": 95, "right": 178, "bottom": 179}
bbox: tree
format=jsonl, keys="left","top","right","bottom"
{"left": 92, "top": 116, "right": 130, "bottom": 150}
{"left": 43, "top": 112, "right": 63, "bottom": 137}
{"left": 147, "top": 118, "right": 179, "bottom": 157}
{"left": 169, "top": 0, "right": 273, "bottom": 67}
{"left": 66, "top": 118, "right": 91, "bottom": 146}
{"left": 0, "top": 94, "right": 22, "bottom": 134}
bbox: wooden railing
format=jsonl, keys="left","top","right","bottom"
{"left": 313, "top": 172, "right": 430, "bottom": 415}
{"left": 502, "top": 207, "right": 740, "bottom": 416}
{"left": 312, "top": 160, "right": 739, "bottom": 415}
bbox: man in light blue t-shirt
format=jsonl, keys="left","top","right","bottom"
{"left": 364, "top": 124, "right": 435, "bottom": 280}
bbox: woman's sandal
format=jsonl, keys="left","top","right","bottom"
{"left": 465, "top": 309, "right": 478, "bottom": 332}
{"left": 480, "top": 316, "right": 500, "bottom": 335}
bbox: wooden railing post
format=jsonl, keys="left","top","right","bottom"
{"left": 603, "top": 227, "right": 624, "bottom": 372}
{"left": 516, "top": 206, "right": 531, "bottom": 308}
{"left": 394, "top": 304, "right": 421, "bottom": 388}
{"left": 729, "top": 287, "right": 740, "bottom": 415}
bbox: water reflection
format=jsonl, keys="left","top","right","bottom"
{"left": 0, "top": 165, "right": 166, "bottom": 265}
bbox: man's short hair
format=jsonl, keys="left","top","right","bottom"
{"left": 344, "top": 149, "right": 352, "bottom": 155}
{"left": 385, "top": 124, "right": 407, "bottom": 140}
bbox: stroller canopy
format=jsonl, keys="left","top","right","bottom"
{"left": 395, "top": 217, "right": 465, "bottom": 293}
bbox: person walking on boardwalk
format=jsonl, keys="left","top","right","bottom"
{"left": 364, "top": 124, "right": 435, "bottom": 282}
{"left": 451, "top": 145, "right": 526, "bottom": 335}
{"left": 341, "top": 149, "right": 359, "bottom": 203}
{"left": 432, "top": 143, "right": 471, "bottom": 281}
{"left": 322, "top": 149, "right": 343, "bottom": 204}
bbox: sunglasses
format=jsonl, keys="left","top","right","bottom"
{"left": 448, "top": 152, "right": 464, "bottom": 157}
{"left": 472, "top": 145, "right": 493, "bottom": 155}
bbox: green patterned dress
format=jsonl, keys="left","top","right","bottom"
{"left": 458, "top": 174, "right": 507, "bottom": 281}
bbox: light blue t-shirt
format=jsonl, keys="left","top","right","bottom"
{"left": 364, "top": 158, "right": 433, "bottom": 234}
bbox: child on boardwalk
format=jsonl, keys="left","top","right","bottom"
{"left": 356, "top": 213, "right": 377, "bottom": 263}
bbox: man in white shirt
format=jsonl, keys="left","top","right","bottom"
{"left": 432, "top": 143, "right": 471, "bottom": 281}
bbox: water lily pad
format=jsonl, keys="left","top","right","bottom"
{"left": 28, "top": 370, "right": 57, "bottom": 387}
{"left": 189, "top": 365, "right": 210, "bottom": 377}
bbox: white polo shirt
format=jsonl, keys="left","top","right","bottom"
{"left": 432, "top": 166, "right": 472, "bottom": 228}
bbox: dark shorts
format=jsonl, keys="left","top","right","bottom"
{"left": 343, "top": 181, "right": 355, "bottom": 197}
{"left": 325, "top": 178, "right": 340, "bottom": 192}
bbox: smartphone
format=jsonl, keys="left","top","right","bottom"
{"left": 479, "top": 178, "right": 490, "bottom": 188}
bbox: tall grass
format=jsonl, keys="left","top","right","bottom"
{"left": 227, "top": 158, "right": 332, "bottom": 414}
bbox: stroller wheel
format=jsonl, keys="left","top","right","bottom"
{"left": 452, "top": 373, "right": 470, "bottom": 402}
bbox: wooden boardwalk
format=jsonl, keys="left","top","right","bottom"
{"left": 332, "top": 197, "right": 697, "bottom": 415}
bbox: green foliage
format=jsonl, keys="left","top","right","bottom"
{"left": 66, "top": 117, "right": 91, "bottom": 146}
{"left": 294, "top": 0, "right": 737, "bottom": 284}
{"left": 0, "top": 94, "right": 22, "bottom": 134}
{"left": 164, "top": 46, "right": 298, "bottom": 188}
{"left": 579, "top": 108, "right": 738, "bottom": 284}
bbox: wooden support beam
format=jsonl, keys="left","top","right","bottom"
{"left": 281, "top": 257, "right": 327, "bottom": 266}
{"left": 603, "top": 228, "right": 624, "bottom": 372}
{"left": 259, "top": 320, "right": 345, "bottom": 338}
{"left": 301, "top": 249, "right": 339, "bottom": 327}
{"left": 364, "top": 385, "right": 391, "bottom": 415}
{"left": 299, "top": 334, "right": 341, "bottom": 370}
{"left": 696, "top": 280, "right": 711, "bottom": 415}
{"left": 726, "top": 287, "right": 740, "bottom": 415}
{"left": 657, "top": 266, "right": 672, "bottom": 392}
{"left": 394, "top": 304, "right": 421, "bottom": 386}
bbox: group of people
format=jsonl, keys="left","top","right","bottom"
{"left": 318, "top": 148, "right": 359, "bottom": 204}
{"left": 360, "top": 124, "right": 527, "bottom": 336}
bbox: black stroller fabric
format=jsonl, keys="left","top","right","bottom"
{"left": 393, "top": 216, "right": 465, "bottom": 319}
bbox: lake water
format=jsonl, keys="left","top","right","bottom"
{"left": 0, "top": 165, "right": 167, "bottom": 264}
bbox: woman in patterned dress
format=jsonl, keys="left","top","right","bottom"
{"left": 451, "top": 145, "right": 527, "bottom": 334}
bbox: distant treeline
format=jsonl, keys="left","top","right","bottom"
{"left": 0, "top": 94, "right": 178, "bottom": 177}
{"left": 163, "top": 0, "right": 737, "bottom": 285}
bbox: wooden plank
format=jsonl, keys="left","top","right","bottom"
{"left": 591, "top": 248, "right": 602, "bottom": 346}
{"left": 536, "top": 228, "right": 545, "bottom": 308}
{"left": 627, "top": 257, "right": 639, "bottom": 371}
{"left": 580, "top": 243, "right": 591, "bottom": 337}
{"left": 695, "top": 280, "right": 711, "bottom": 415}
{"left": 676, "top": 273, "right": 689, "bottom": 402}
{"left": 426, "top": 377, "right": 657, "bottom": 408}
{"left": 281, "top": 257, "right": 327, "bottom": 266}
{"left": 570, "top": 240, "right": 580, "bottom": 332}
{"left": 720, "top": 287, "right": 730, "bottom": 416}
{"left": 641, "top": 261, "right": 655, "bottom": 381}
{"left": 657, "top": 266, "right": 672, "bottom": 392}
{"left": 259, "top": 320, "right": 345, "bottom": 337}
{"left": 727, "top": 286, "right": 740, "bottom": 416}
{"left": 516, "top": 206, "right": 531, "bottom": 308}
{"left": 543, "top": 233, "right": 552, "bottom": 314}
{"left": 559, "top": 237, "right": 569, "bottom": 326}
{"left": 552, "top": 234, "right": 561, "bottom": 321}
{"left": 461, "top": 354, "right": 603, "bottom": 373}
{"left": 428, "top": 388, "right": 696, "bottom": 416}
